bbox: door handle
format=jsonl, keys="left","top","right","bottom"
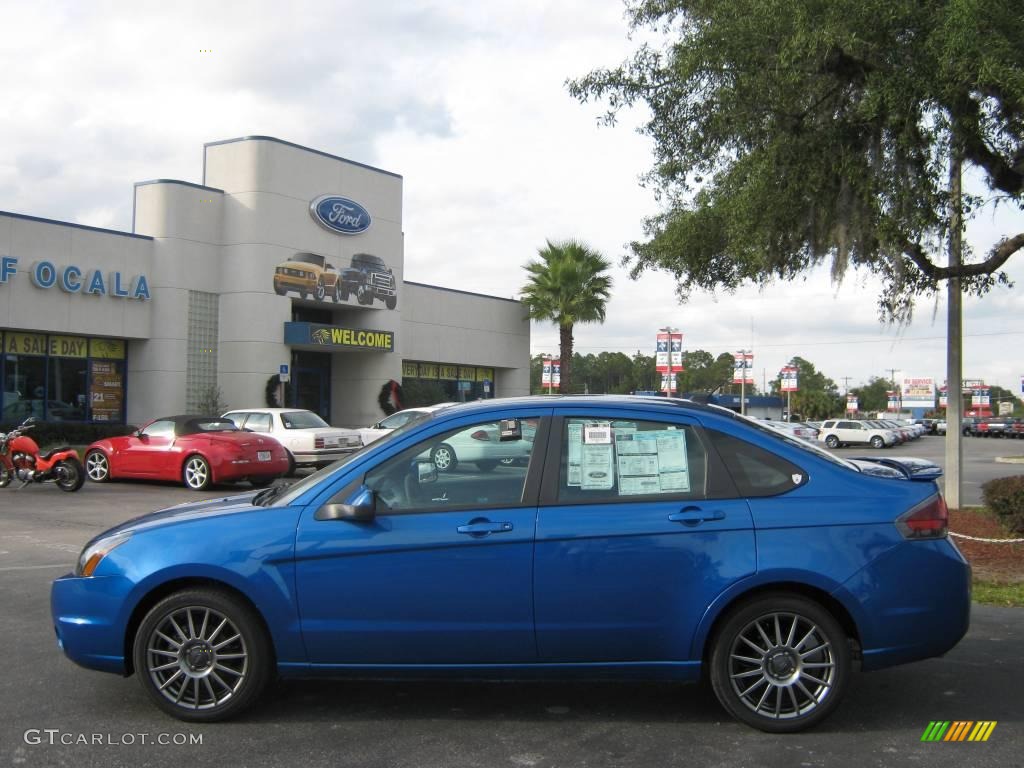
{"left": 457, "top": 520, "right": 514, "bottom": 536}
{"left": 667, "top": 507, "right": 726, "bottom": 526}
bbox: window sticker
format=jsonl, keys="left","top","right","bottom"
{"left": 584, "top": 422, "right": 612, "bottom": 444}
{"left": 580, "top": 443, "right": 615, "bottom": 490}
{"left": 614, "top": 428, "right": 691, "bottom": 496}
{"left": 567, "top": 422, "right": 583, "bottom": 486}
{"left": 619, "top": 475, "right": 662, "bottom": 495}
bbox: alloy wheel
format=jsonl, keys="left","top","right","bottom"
{"left": 184, "top": 456, "right": 210, "bottom": 490}
{"left": 85, "top": 451, "right": 109, "bottom": 482}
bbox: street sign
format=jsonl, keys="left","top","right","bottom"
{"left": 279, "top": 363, "right": 290, "bottom": 383}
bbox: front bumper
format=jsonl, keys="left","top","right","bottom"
{"left": 51, "top": 573, "right": 133, "bottom": 675}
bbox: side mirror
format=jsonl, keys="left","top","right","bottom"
{"left": 415, "top": 460, "right": 437, "bottom": 485}
{"left": 315, "top": 485, "right": 376, "bottom": 521}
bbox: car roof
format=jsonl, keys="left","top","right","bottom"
{"left": 223, "top": 408, "right": 318, "bottom": 414}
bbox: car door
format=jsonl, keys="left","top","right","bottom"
{"left": 533, "top": 411, "right": 755, "bottom": 664}
{"left": 294, "top": 411, "right": 551, "bottom": 666}
{"left": 118, "top": 419, "right": 177, "bottom": 476}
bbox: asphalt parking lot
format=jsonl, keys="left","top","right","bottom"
{"left": 0, "top": 450, "right": 1021, "bottom": 767}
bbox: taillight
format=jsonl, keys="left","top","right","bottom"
{"left": 314, "top": 437, "right": 325, "bottom": 449}
{"left": 470, "top": 430, "right": 490, "bottom": 441}
{"left": 896, "top": 495, "right": 948, "bottom": 540}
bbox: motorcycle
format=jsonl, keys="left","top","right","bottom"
{"left": 0, "top": 417, "right": 85, "bottom": 492}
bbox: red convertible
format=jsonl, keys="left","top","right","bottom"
{"left": 84, "top": 416, "right": 290, "bottom": 490}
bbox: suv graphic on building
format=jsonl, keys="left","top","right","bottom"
{"left": 338, "top": 253, "right": 398, "bottom": 309}
{"left": 273, "top": 252, "right": 342, "bottom": 302}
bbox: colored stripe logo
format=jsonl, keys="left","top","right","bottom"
{"left": 921, "top": 721, "right": 997, "bottom": 742}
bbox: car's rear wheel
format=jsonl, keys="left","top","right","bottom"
{"left": 709, "top": 593, "right": 850, "bottom": 733}
{"left": 824, "top": 435, "right": 840, "bottom": 449}
{"left": 133, "top": 588, "right": 272, "bottom": 722}
{"left": 870, "top": 436, "right": 884, "bottom": 449}
{"left": 249, "top": 477, "right": 274, "bottom": 488}
{"left": 183, "top": 455, "right": 212, "bottom": 491}
{"left": 431, "top": 444, "right": 457, "bottom": 472}
{"left": 85, "top": 449, "right": 110, "bottom": 482}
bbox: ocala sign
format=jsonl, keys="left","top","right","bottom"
{"left": 309, "top": 195, "right": 371, "bottom": 235}
{"left": 0, "top": 256, "right": 150, "bottom": 300}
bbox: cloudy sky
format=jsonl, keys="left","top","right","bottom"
{"left": 1, "top": 0, "right": 1021, "bottom": 396}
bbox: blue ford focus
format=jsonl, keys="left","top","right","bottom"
{"left": 51, "top": 396, "right": 970, "bottom": 732}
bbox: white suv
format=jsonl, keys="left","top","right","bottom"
{"left": 818, "top": 419, "right": 896, "bottom": 449}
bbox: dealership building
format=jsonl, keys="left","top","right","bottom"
{"left": 0, "top": 136, "right": 530, "bottom": 428}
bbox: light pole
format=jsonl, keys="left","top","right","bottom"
{"left": 660, "top": 326, "right": 678, "bottom": 397}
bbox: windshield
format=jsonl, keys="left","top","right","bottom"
{"left": 292, "top": 253, "right": 326, "bottom": 267}
{"left": 281, "top": 411, "right": 330, "bottom": 429}
{"left": 257, "top": 408, "right": 440, "bottom": 506}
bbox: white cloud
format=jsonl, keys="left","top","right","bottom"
{"left": 0, "top": 0, "right": 1021, "bottom": 394}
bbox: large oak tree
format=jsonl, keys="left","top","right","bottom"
{"left": 569, "top": 0, "right": 1024, "bottom": 320}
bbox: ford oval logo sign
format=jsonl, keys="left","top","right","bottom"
{"left": 310, "top": 195, "right": 371, "bottom": 235}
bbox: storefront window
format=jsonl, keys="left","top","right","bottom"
{"left": 0, "top": 331, "right": 126, "bottom": 424}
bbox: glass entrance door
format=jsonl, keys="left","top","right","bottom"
{"left": 289, "top": 351, "right": 331, "bottom": 421}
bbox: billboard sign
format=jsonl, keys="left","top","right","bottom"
{"left": 780, "top": 366, "right": 798, "bottom": 392}
{"left": 733, "top": 351, "right": 754, "bottom": 384}
{"left": 846, "top": 394, "right": 859, "bottom": 412}
{"left": 655, "top": 332, "right": 683, "bottom": 373}
{"left": 901, "top": 377, "right": 935, "bottom": 409}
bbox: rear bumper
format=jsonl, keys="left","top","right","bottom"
{"left": 293, "top": 448, "right": 359, "bottom": 467}
{"left": 51, "top": 573, "right": 132, "bottom": 675}
{"left": 835, "top": 537, "right": 971, "bottom": 671}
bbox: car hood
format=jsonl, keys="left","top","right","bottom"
{"left": 88, "top": 491, "right": 264, "bottom": 542}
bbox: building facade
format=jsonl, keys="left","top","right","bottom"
{"left": 0, "top": 136, "right": 530, "bottom": 428}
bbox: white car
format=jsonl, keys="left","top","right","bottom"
{"left": 422, "top": 418, "right": 537, "bottom": 472}
{"left": 817, "top": 419, "right": 896, "bottom": 449}
{"left": 358, "top": 403, "right": 457, "bottom": 446}
{"left": 222, "top": 408, "right": 361, "bottom": 472}
{"left": 762, "top": 420, "right": 819, "bottom": 442}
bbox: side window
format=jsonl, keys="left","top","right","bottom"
{"left": 244, "top": 413, "right": 272, "bottom": 432}
{"left": 363, "top": 417, "right": 539, "bottom": 513}
{"left": 557, "top": 418, "right": 707, "bottom": 503}
{"left": 379, "top": 411, "right": 413, "bottom": 430}
{"left": 141, "top": 420, "right": 176, "bottom": 438}
{"left": 706, "top": 430, "right": 806, "bottom": 497}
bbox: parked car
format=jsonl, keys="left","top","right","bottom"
{"left": 222, "top": 408, "right": 361, "bottom": 472}
{"left": 936, "top": 420, "right": 947, "bottom": 435}
{"left": 818, "top": 419, "right": 896, "bottom": 449}
{"left": 53, "top": 396, "right": 969, "bottom": 732}
{"left": 272, "top": 252, "right": 342, "bottom": 302}
{"left": 357, "top": 403, "right": 456, "bottom": 446}
{"left": 962, "top": 417, "right": 980, "bottom": 435}
{"left": 970, "top": 417, "right": 1012, "bottom": 437}
{"left": 1008, "top": 418, "right": 1024, "bottom": 438}
{"left": 83, "top": 416, "right": 289, "bottom": 490}
{"left": 762, "top": 419, "right": 818, "bottom": 442}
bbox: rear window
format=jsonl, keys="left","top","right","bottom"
{"left": 183, "top": 419, "right": 239, "bottom": 434}
{"left": 707, "top": 430, "right": 806, "bottom": 497}
{"left": 281, "top": 411, "right": 330, "bottom": 429}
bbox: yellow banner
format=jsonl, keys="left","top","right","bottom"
{"left": 459, "top": 366, "right": 476, "bottom": 381}
{"left": 89, "top": 339, "right": 126, "bottom": 359}
{"left": 402, "top": 361, "right": 419, "bottom": 377}
{"left": 476, "top": 367, "right": 494, "bottom": 382}
{"left": 4, "top": 332, "right": 47, "bottom": 356}
{"left": 418, "top": 363, "right": 439, "bottom": 379}
{"left": 439, "top": 365, "right": 459, "bottom": 380}
{"left": 48, "top": 335, "right": 88, "bottom": 358}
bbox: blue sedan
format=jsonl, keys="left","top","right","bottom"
{"left": 51, "top": 396, "right": 970, "bottom": 732}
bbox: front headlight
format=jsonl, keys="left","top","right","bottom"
{"left": 76, "top": 532, "right": 131, "bottom": 577}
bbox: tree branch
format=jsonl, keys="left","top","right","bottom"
{"left": 894, "top": 231, "right": 1024, "bottom": 280}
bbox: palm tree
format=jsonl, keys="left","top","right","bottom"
{"left": 520, "top": 239, "right": 612, "bottom": 394}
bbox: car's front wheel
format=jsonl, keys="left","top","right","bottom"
{"left": 85, "top": 449, "right": 110, "bottom": 482}
{"left": 133, "top": 589, "right": 272, "bottom": 722}
{"left": 431, "top": 443, "right": 457, "bottom": 472}
{"left": 824, "top": 435, "right": 840, "bottom": 449}
{"left": 709, "top": 593, "right": 850, "bottom": 733}
{"left": 870, "top": 436, "right": 884, "bottom": 449}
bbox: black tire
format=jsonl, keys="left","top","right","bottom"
{"left": 869, "top": 436, "right": 884, "bottom": 449}
{"left": 824, "top": 435, "right": 840, "bottom": 449}
{"left": 249, "top": 477, "right": 275, "bottom": 488}
{"left": 284, "top": 451, "right": 297, "bottom": 478}
{"left": 314, "top": 281, "right": 326, "bottom": 301}
{"left": 300, "top": 290, "right": 308, "bottom": 299}
{"left": 709, "top": 593, "right": 851, "bottom": 733}
{"left": 0, "top": 464, "right": 12, "bottom": 488}
{"left": 274, "top": 284, "right": 286, "bottom": 296}
{"left": 332, "top": 283, "right": 341, "bottom": 303}
{"left": 183, "top": 455, "right": 212, "bottom": 491}
{"left": 132, "top": 588, "right": 272, "bottom": 722}
{"left": 431, "top": 443, "right": 457, "bottom": 473}
{"left": 85, "top": 449, "right": 110, "bottom": 482}
{"left": 385, "top": 295, "right": 397, "bottom": 310}
{"left": 476, "top": 460, "right": 498, "bottom": 472}
{"left": 56, "top": 458, "right": 85, "bottom": 492}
